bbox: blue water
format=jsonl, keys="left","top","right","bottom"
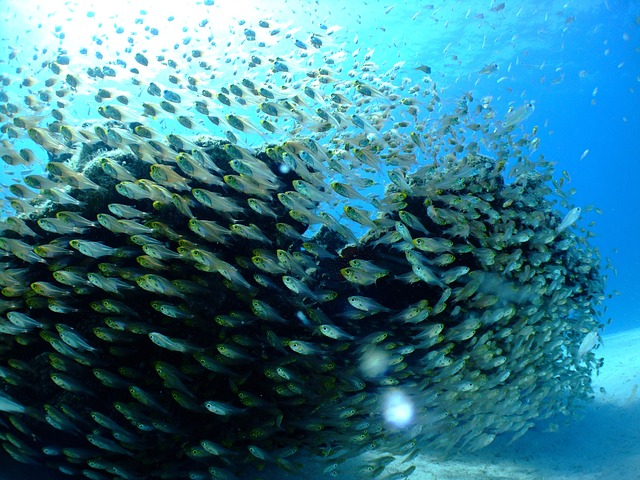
{"left": 0, "top": 0, "right": 638, "bottom": 478}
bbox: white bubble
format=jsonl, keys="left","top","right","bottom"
{"left": 278, "top": 163, "right": 291, "bottom": 174}
{"left": 383, "top": 390, "right": 413, "bottom": 428}
{"left": 359, "top": 347, "right": 389, "bottom": 379}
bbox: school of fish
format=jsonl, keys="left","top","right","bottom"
{"left": 0, "top": 6, "right": 607, "bottom": 480}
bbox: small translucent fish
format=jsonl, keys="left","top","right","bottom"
{"left": 47, "top": 162, "right": 101, "bottom": 190}
{"left": 87, "top": 273, "right": 132, "bottom": 295}
{"left": 391, "top": 300, "right": 431, "bottom": 324}
{"left": 225, "top": 114, "right": 266, "bottom": 136}
{"left": 176, "top": 153, "right": 223, "bottom": 185}
{"left": 4, "top": 217, "right": 38, "bottom": 237}
{"left": 151, "top": 301, "right": 193, "bottom": 319}
{"left": 108, "top": 203, "right": 149, "bottom": 219}
{"left": 252, "top": 251, "right": 287, "bottom": 275}
{"left": 149, "top": 332, "right": 199, "bottom": 353}
{"left": 556, "top": 207, "right": 581, "bottom": 232}
{"left": 47, "top": 299, "right": 79, "bottom": 314}
{"left": 203, "top": 400, "right": 246, "bottom": 416}
{"left": 251, "top": 299, "right": 286, "bottom": 323}
{"left": 69, "top": 239, "right": 117, "bottom": 258}
{"left": 503, "top": 102, "right": 535, "bottom": 128}
{"left": 193, "top": 352, "right": 235, "bottom": 374}
{"left": 318, "top": 324, "right": 355, "bottom": 341}
{"left": 31, "top": 282, "right": 70, "bottom": 297}
{"left": 23, "top": 174, "right": 60, "bottom": 190}
{"left": 192, "top": 188, "right": 245, "bottom": 216}
{"left": 115, "top": 181, "right": 152, "bottom": 201}
{"left": 87, "top": 433, "right": 133, "bottom": 456}
{"left": 124, "top": 392, "right": 165, "bottom": 422}
{"left": 7, "top": 311, "right": 43, "bottom": 330}
{"left": 398, "top": 210, "right": 429, "bottom": 235}
{"left": 189, "top": 219, "right": 230, "bottom": 242}
{"left": 8, "top": 184, "right": 37, "bottom": 199}
{"left": 441, "top": 266, "right": 470, "bottom": 284}
{"left": 281, "top": 275, "right": 316, "bottom": 298}
{"left": 142, "top": 244, "right": 181, "bottom": 261}
{"left": 56, "top": 211, "right": 96, "bottom": 229}
{"left": 216, "top": 343, "right": 254, "bottom": 361}
{"left": 412, "top": 237, "right": 453, "bottom": 253}
{"left": 248, "top": 444, "right": 273, "bottom": 461}
{"left": 0, "top": 238, "right": 44, "bottom": 264}
{"left": 577, "top": 331, "right": 600, "bottom": 358}
{"left": 348, "top": 296, "right": 391, "bottom": 313}
{"left": 37, "top": 218, "right": 84, "bottom": 235}
{"left": 349, "top": 258, "right": 389, "bottom": 278}
{"left": 50, "top": 373, "right": 95, "bottom": 396}
{"left": 341, "top": 267, "right": 382, "bottom": 286}
{"left": 40, "top": 188, "right": 83, "bottom": 206}
{"left": 409, "top": 132, "right": 426, "bottom": 152}
{"left": 96, "top": 214, "right": 126, "bottom": 233}
{"left": 136, "top": 274, "right": 185, "bottom": 298}
{"left": 302, "top": 242, "right": 335, "bottom": 259}
{"left": 100, "top": 158, "right": 137, "bottom": 182}
{"left": 27, "top": 127, "right": 73, "bottom": 153}
{"left": 331, "top": 181, "right": 367, "bottom": 201}
{"left": 479, "top": 63, "right": 498, "bottom": 75}
{"left": 410, "top": 263, "right": 445, "bottom": 288}
{"left": 229, "top": 223, "right": 272, "bottom": 244}
{"left": 344, "top": 205, "right": 377, "bottom": 229}
{"left": 247, "top": 198, "right": 279, "bottom": 218}
{"left": 292, "top": 180, "right": 329, "bottom": 203}
{"left": 200, "top": 440, "right": 234, "bottom": 457}
{"left": 56, "top": 324, "right": 96, "bottom": 352}
{"left": 288, "top": 339, "right": 323, "bottom": 356}
{"left": 0, "top": 391, "right": 25, "bottom": 413}
{"left": 150, "top": 164, "right": 191, "bottom": 191}
{"left": 154, "top": 361, "right": 190, "bottom": 393}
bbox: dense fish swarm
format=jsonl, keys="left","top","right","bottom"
{"left": 0, "top": 11, "right": 606, "bottom": 480}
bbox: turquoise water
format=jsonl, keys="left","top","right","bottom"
{"left": 0, "top": 1, "right": 638, "bottom": 478}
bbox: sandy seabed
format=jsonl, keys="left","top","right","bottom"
{"left": 1, "top": 328, "right": 638, "bottom": 480}
{"left": 405, "top": 327, "right": 640, "bottom": 480}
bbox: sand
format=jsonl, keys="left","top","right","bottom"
{"left": 405, "top": 328, "right": 640, "bottom": 480}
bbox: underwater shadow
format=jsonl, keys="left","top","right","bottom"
{"left": 0, "top": 455, "right": 69, "bottom": 480}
